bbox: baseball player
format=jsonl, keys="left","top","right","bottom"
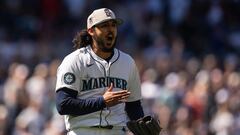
{"left": 55, "top": 8, "right": 144, "bottom": 135}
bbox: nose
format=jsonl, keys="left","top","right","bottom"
{"left": 106, "top": 26, "right": 115, "bottom": 34}
{"left": 107, "top": 27, "right": 114, "bottom": 33}
{"left": 103, "top": 21, "right": 117, "bottom": 34}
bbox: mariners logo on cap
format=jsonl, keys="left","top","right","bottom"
{"left": 104, "top": 8, "right": 112, "bottom": 17}
{"left": 63, "top": 72, "right": 76, "bottom": 85}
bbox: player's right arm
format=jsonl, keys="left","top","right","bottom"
{"left": 55, "top": 53, "right": 130, "bottom": 116}
{"left": 56, "top": 84, "right": 130, "bottom": 115}
{"left": 56, "top": 51, "right": 106, "bottom": 115}
{"left": 56, "top": 87, "right": 106, "bottom": 115}
{"left": 55, "top": 53, "right": 108, "bottom": 115}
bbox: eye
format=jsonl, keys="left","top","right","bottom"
{"left": 103, "top": 24, "right": 108, "bottom": 27}
{"left": 112, "top": 22, "right": 117, "bottom": 27}
{"left": 99, "top": 23, "right": 108, "bottom": 28}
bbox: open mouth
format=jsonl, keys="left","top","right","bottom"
{"left": 107, "top": 36, "right": 113, "bottom": 41}
{"left": 107, "top": 34, "right": 113, "bottom": 40}
{"left": 106, "top": 34, "right": 114, "bottom": 46}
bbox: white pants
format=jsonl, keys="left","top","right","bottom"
{"left": 67, "top": 127, "right": 128, "bottom": 135}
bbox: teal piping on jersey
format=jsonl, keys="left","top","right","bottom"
{"left": 86, "top": 47, "right": 121, "bottom": 127}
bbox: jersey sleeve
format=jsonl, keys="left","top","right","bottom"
{"left": 127, "top": 60, "right": 142, "bottom": 102}
{"left": 55, "top": 55, "right": 81, "bottom": 92}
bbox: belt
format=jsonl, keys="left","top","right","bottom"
{"left": 91, "top": 125, "right": 126, "bottom": 131}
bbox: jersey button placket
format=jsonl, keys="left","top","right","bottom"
{"left": 104, "top": 62, "right": 111, "bottom": 126}
{"left": 105, "top": 63, "right": 110, "bottom": 76}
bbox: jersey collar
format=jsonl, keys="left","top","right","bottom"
{"left": 86, "top": 45, "right": 120, "bottom": 64}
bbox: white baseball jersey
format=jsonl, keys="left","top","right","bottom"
{"left": 55, "top": 45, "right": 142, "bottom": 131}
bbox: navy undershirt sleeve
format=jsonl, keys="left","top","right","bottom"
{"left": 56, "top": 87, "right": 106, "bottom": 115}
{"left": 125, "top": 100, "right": 144, "bottom": 120}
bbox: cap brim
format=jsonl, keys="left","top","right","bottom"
{"left": 115, "top": 18, "right": 123, "bottom": 25}
{"left": 92, "top": 18, "right": 123, "bottom": 28}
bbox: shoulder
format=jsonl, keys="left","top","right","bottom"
{"left": 59, "top": 48, "right": 88, "bottom": 69}
{"left": 118, "top": 50, "right": 135, "bottom": 65}
{"left": 62, "top": 48, "right": 87, "bottom": 63}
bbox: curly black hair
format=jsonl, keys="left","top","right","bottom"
{"left": 72, "top": 29, "right": 92, "bottom": 50}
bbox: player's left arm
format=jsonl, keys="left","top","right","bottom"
{"left": 125, "top": 59, "right": 144, "bottom": 120}
{"left": 125, "top": 100, "right": 144, "bottom": 120}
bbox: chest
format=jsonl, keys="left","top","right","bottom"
{"left": 79, "top": 60, "right": 130, "bottom": 92}
{"left": 82, "top": 60, "right": 129, "bottom": 79}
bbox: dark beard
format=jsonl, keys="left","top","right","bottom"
{"left": 93, "top": 35, "right": 116, "bottom": 53}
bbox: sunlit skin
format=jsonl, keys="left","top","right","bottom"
{"left": 88, "top": 20, "right": 117, "bottom": 60}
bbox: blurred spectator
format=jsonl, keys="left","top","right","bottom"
{"left": 42, "top": 113, "right": 65, "bottom": 135}
{"left": 141, "top": 68, "right": 160, "bottom": 115}
{"left": 25, "top": 63, "right": 52, "bottom": 119}
{"left": 0, "top": 105, "right": 8, "bottom": 135}
{"left": 210, "top": 90, "right": 234, "bottom": 135}
{"left": 168, "top": 0, "right": 191, "bottom": 26}
{"left": 3, "top": 63, "right": 29, "bottom": 135}
{"left": 14, "top": 98, "right": 45, "bottom": 135}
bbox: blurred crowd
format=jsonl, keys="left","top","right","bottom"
{"left": 1, "top": 0, "right": 240, "bottom": 135}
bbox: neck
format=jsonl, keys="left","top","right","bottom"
{"left": 92, "top": 42, "right": 113, "bottom": 60}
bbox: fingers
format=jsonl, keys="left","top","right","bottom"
{"left": 118, "top": 94, "right": 130, "bottom": 102}
{"left": 106, "top": 83, "right": 113, "bottom": 92}
{"left": 111, "top": 90, "right": 130, "bottom": 95}
{"left": 112, "top": 91, "right": 130, "bottom": 98}
{"left": 103, "top": 83, "right": 131, "bottom": 107}
{"left": 120, "top": 94, "right": 130, "bottom": 99}
{"left": 113, "top": 91, "right": 130, "bottom": 103}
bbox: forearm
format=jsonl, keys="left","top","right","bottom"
{"left": 125, "top": 100, "right": 144, "bottom": 120}
{"left": 56, "top": 87, "right": 106, "bottom": 115}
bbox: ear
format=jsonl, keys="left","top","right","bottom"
{"left": 87, "top": 28, "right": 94, "bottom": 36}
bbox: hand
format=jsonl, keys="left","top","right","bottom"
{"left": 103, "top": 83, "right": 130, "bottom": 107}
{"left": 127, "top": 116, "right": 162, "bottom": 135}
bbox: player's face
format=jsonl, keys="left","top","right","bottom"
{"left": 92, "top": 20, "right": 117, "bottom": 52}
